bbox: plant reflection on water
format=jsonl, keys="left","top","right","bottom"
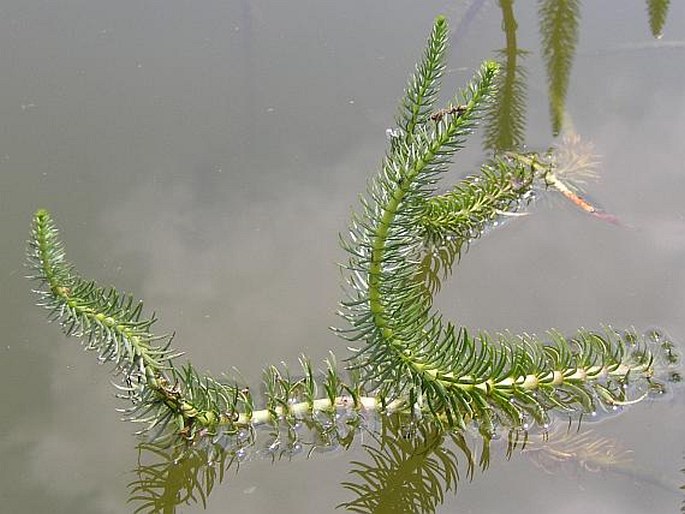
{"left": 129, "top": 404, "right": 682, "bottom": 513}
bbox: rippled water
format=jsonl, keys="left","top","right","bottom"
{"left": 1, "top": 2, "right": 684, "bottom": 513}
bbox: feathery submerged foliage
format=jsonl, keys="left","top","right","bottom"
{"left": 28, "top": 16, "right": 675, "bottom": 462}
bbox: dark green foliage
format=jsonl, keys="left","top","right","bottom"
{"left": 28, "top": 17, "right": 671, "bottom": 456}
{"left": 414, "top": 156, "right": 535, "bottom": 299}
{"left": 396, "top": 15, "right": 450, "bottom": 146}
{"left": 419, "top": 156, "right": 534, "bottom": 249}
{"left": 28, "top": 210, "right": 241, "bottom": 442}
{"left": 337, "top": 17, "right": 662, "bottom": 435}
{"left": 28, "top": 212, "right": 370, "bottom": 445}
{"left": 28, "top": 209, "right": 177, "bottom": 379}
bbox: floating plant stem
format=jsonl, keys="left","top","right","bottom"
{"left": 28, "top": 17, "right": 676, "bottom": 454}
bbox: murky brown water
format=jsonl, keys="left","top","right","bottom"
{"left": 1, "top": 1, "right": 684, "bottom": 512}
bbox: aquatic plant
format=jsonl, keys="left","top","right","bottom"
{"left": 27, "top": 16, "right": 673, "bottom": 463}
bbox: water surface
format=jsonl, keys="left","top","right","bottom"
{"left": 1, "top": 1, "right": 684, "bottom": 512}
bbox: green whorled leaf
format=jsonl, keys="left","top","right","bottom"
{"left": 646, "top": 0, "right": 670, "bottom": 38}
{"left": 339, "top": 16, "right": 666, "bottom": 434}
{"left": 22, "top": 24, "right": 679, "bottom": 514}
{"left": 538, "top": 0, "right": 580, "bottom": 135}
{"left": 28, "top": 210, "right": 381, "bottom": 444}
{"left": 419, "top": 157, "right": 535, "bottom": 240}
{"left": 413, "top": 156, "right": 538, "bottom": 301}
{"left": 339, "top": 56, "right": 500, "bottom": 390}
{"left": 482, "top": 50, "right": 528, "bottom": 152}
{"left": 395, "top": 14, "right": 450, "bottom": 146}
{"left": 28, "top": 210, "right": 248, "bottom": 442}
{"left": 27, "top": 210, "right": 177, "bottom": 377}
{"left": 28, "top": 17, "right": 675, "bottom": 459}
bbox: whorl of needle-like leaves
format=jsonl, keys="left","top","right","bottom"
{"left": 396, "top": 15, "right": 450, "bottom": 146}
{"left": 28, "top": 17, "right": 671, "bottom": 449}
{"left": 27, "top": 209, "right": 242, "bottom": 440}
{"left": 338, "top": 16, "right": 662, "bottom": 432}
{"left": 28, "top": 209, "right": 386, "bottom": 444}
{"left": 27, "top": 209, "right": 179, "bottom": 383}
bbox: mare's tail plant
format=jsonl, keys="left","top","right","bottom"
{"left": 27, "top": 16, "right": 673, "bottom": 456}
